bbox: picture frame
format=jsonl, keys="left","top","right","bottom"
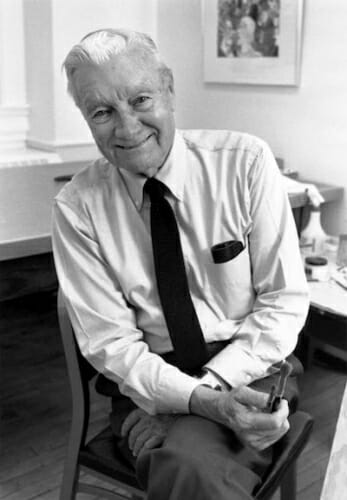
{"left": 202, "top": 0, "right": 304, "bottom": 86}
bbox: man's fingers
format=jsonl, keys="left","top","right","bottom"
{"left": 232, "top": 385, "right": 290, "bottom": 431}
{"left": 133, "top": 433, "right": 163, "bottom": 457}
{"left": 234, "top": 386, "right": 269, "bottom": 409}
{"left": 132, "top": 428, "right": 152, "bottom": 456}
{"left": 128, "top": 419, "right": 148, "bottom": 450}
{"left": 144, "top": 435, "right": 163, "bottom": 449}
{"left": 122, "top": 412, "right": 177, "bottom": 456}
{"left": 121, "top": 408, "right": 145, "bottom": 437}
{"left": 248, "top": 398, "right": 289, "bottom": 430}
{"left": 247, "top": 418, "right": 290, "bottom": 451}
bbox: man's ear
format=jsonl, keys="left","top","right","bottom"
{"left": 165, "top": 68, "right": 175, "bottom": 111}
{"left": 169, "top": 87, "right": 176, "bottom": 112}
{"left": 161, "top": 67, "right": 175, "bottom": 104}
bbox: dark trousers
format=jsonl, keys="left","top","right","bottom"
{"left": 97, "top": 345, "right": 301, "bottom": 500}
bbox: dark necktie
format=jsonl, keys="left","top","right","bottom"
{"left": 144, "top": 177, "right": 208, "bottom": 374}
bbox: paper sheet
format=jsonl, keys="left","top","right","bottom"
{"left": 281, "top": 176, "right": 325, "bottom": 206}
{"left": 308, "top": 280, "right": 347, "bottom": 317}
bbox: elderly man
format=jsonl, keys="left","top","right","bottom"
{"left": 52, "top": 29, "right": 309, "bottom": 500}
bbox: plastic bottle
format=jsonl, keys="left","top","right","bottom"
{"left": 299, "top": 206, "right": 328, "bottom": 258}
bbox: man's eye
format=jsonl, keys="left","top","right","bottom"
{"left": 133, "top": 96, "right": 151, "bottom": 108}
{"left": 92, "top": 109, "right": 112, "bottom": 122}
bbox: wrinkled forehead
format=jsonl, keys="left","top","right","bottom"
{"left": 73, "top": 48, "right": 164, "bottom": 103}
{"left": 122, "top": 45, "right": 162, "bottom": 71}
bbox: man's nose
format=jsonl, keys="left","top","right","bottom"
{"left": 114, "top": 110, "right": 141, "bottom": 140}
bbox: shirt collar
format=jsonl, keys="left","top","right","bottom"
{"left": 119, "top": 130, "right": 187, "bottom": 211}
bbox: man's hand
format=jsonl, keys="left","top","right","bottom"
{"left": 121, "top": 408, "right": 179, "bottom": 457}
{"left": 190, "top": 385, "right": 289, "bottom": 452}
{"left": 217, "top": 386, "right": 290, "bottom": 450}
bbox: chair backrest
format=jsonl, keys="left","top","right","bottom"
{"left": 58, "top": 289, "right": 146, "bottom": 500}
{"left": 57, "top": 288, "right": 97, "bottom": 444}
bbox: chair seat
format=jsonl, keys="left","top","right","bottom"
{"left": 80, "top": 426, "right": 142, "bottom": 491}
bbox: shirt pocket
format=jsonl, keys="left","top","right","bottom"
{"left": 211, "top": 244, "right": 251, "bottom": 285}
{"left": 206, "top": 242, "right": 254, "bottom": 316}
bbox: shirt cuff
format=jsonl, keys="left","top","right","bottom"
{"left": 155, "top": 369, "right": 206, "bottom": 414}
{"left": 204, "top": 344, "right": 266, "bottom": 388}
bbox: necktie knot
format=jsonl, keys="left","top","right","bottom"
{"left": 144, "top": 177, "right": 167, "bottom": 200}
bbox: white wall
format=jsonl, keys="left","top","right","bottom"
{"left": 157, "top": 0, "right": 347, "bottom": 235}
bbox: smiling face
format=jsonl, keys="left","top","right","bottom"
{"left": 73, "top": 48, "right": 176, "bottom": 177}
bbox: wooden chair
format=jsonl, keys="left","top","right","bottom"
{"left": 57, "top": 289, "right": 313, "bottom": 500}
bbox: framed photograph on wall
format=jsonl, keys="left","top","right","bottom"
{"left": 202, "top": 0, "right": 304, "bottom": 86}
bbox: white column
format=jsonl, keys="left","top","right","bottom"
{"left": 0, "top": 0, "right": 29, "bottom": 151}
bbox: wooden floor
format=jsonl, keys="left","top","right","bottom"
{"left": 1, "top": 292, "right": 346, "bottom": 500}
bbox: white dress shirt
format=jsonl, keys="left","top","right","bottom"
{"left": 52, "top": 129, "right": 309, "bottom": 415}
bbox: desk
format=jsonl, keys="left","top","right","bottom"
{"left": 320, "top": 381, "right": 347, "bottom": 500}
{"left": 0, "top": 161, "right": 85, "bottom": 301}
{"left": 289, "top": 181, "right": 344, "bottom": 237}
{"left": 305, "top": 280, "right": 347, "bottom": 367}
{"left": 0, "top": 161, "right": 85, "bottom": 261}
{"left": 288, "top": 181, "right": 343, "bottom": 209}
{"left": 0, "top": 163, "right": 344, "bottom": 300}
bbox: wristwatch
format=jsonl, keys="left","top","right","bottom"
{"left": 199, "top": 370, "right": 223, "bottom": 391}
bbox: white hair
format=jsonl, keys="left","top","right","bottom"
{"left": 63, "top": 28, "right": 172, "bottom": 107}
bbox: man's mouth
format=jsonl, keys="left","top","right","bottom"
{"left": 116, "top": 134, "right": 153, "bottom": 150}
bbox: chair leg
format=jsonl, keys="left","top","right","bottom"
{"left": 60, "top": 458, "right": 80, "bottom": 500}
{"left": 280, "top": 462, "right": 297, "bottom": 500}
